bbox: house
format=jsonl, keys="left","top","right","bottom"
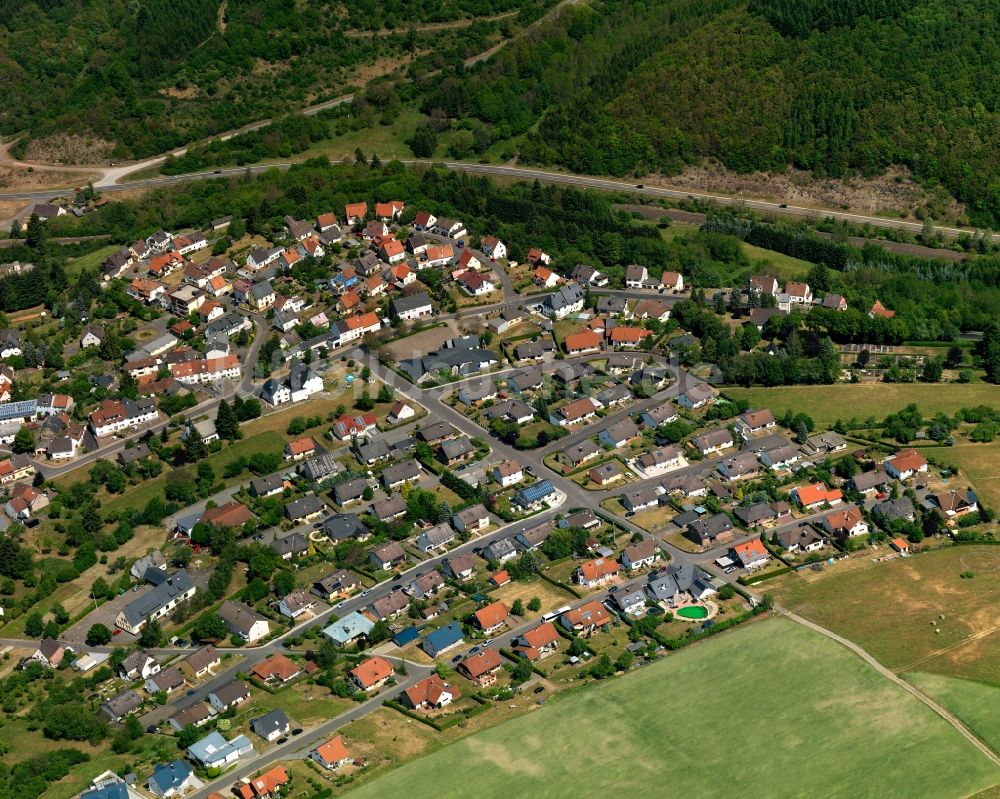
{"left": 277, "top": 588, "right": 317, "bottom": 619}
{"left": 420, "top": 623, "right": 465, "bottom": 658}
{"left": 458, "top": 649, "right": 504, "bottom": 685}
{"left": 379, "top": 238, "right": 406, "bottom": 264}
{"left": 456, "top": 271, "right": 494, "bottom": 296}
{"left": 561, "top": 509, "right": 601, "bottom": 530}
{"left": 168, "top": 702, "right": 215, "bottom": 732}
{"left": 823, "top": 505, "right": 870, "bottom": 538}
{"left": 480, "top": 235, "right": 507, "bottom": 259}
{"left": 80, "top": 324, "right": 105, "bottom": 348}
{"left": 632, "top": 299, "right": 672, "bottom": 322}
{"left": 784, "top": 281, "right": 813, "bottom": 304}
{"left": 760, "top": 444, "right": 801, "bottom": 471}
{"left": 615, "top": 589, "right": 647, "bottom": 616}
{"left": 515, "top": 338, "right": 557, "bottom": 361}
{"left": 484, "top": 399, "right": 536, "bottom": 425}
{"left": 119, "top": 650, "right": 161, "bottom": 681}
{"left": 28, "top": 637, "right": 65, "bottom": 668}
{"left": 199, "top": 500, "right": 256, "bottom": 530}
{"left": 690, "top": 428, "right": 734, "bottom": 456}
{"left": 5, "top": 484, "right": 50, "bottom": 520}
{"left": 370, "top": 540, "right": 407, "bottom": 570}
{"left": 147, "top": 761, "right": 196, "bottom": 798}
{"left": 869, "top": 300, "right": 896, "bottom": 319}
{"left": 503, "top": 365, "right": 543, "bottom": 392}
{"left": 560, "top": 600, "right": 612, "bottom": 633}
{"left": 311, "top": 736, "right": 352, "bottom": 771}
{"left": 513, "top": 621, "right": 560, "bottom": 661}
{"left": 515, "top": 521, "right": 552, "bottom": 551}
{"left": 610, "top": 327, "right": 653, "bottom": 348}
{"left": 625, "top": 264, "right": 651, "bottom": 289}
{"left": 541, "top": 284, "right": 586, "bottom": 319}
{"left": 533, "top": 265, "right": 560, "bottom": 288}
{"left": 240, "top": 766, "right": 290, "bottom": 799}
{"left": 493, "top": 460, "right": 524, "bottom": 487}
{"left": 734, "top": 502, "right": 780, "bottom": 528}
{"left": 749, "top": 274, "right": 779, "bottom": 297}
{"left": 207, "top": 680, "right": 251, "bottom": 713}
{"left": 391, "top": 291, "right": 434, "bottom": 322}
{"left": 381, "top": 460, "right": 422, "bottom": 490}
{"left": 414, "top": 523, "right": 456, "bottom": 554}
{"left": 405, "top": 570, "right": 445, "bottom": 600}
{"left": 331, "top": 412, "right": 377, "bottom": 442}
{"left": 685, "top": 513, "right": 735, "bottom": 547}
{"left": 550, "top": 397, "right": 601, "bottom": 426}
{"left": 647, "top": 564, "right": 717, "bottom": 604}
{"left": 439, "top": 436, "right": 476, "bottom": 465}
{"left": 349, "top": 656, "right": 394, "bottom": 692}
{"left": 443, "top": 553, "right": 476, "bottom": 581}
{"left": 736, "top": 409, "right": 776, "bottom": 439}
{"left": 251, "top": 709, "right": 290, "bottom": 742}
{"left": 423, "top": 243, "right": 454, "bottom": 267}
{"left": 804, "top": 431, "right": 849, "bottom": 455}
{"left": 564, "top": 330, "right": 602, "bottom": 356}
{"left": 874, "top": 497, "right": 917, "bottom": 525}
{"left": 169, "top": 354, "right": 240, "bottom": 386}
{"left": 145, "top": 665, "right": 185, "bottom": 696}
{"left": 512, "top": 479, "right": 556, "bottom": 510}
{"left": 776, "top": 524, "right": 826, "bottom": 553}
{"left": 284, "top": 494, "right": 327, "bottom": 524}
{"left": 344, "top": 203, "right": 368, "bottom": 225}
{"left": 588, "top": 461, "right": 623, "bottom": 486}
{"left": 433, "top": 217, "right": 466, "bottom": 238}
{"left": 101, "top": 689, "right": 143, "bottom": 723}
{"left": 474, "top": 601, "right": 510, "bottom": 633}
{"left": 402, "top": 673, "right": 460, "bottom": 711}
{"left": 218, "top": 601, "right": 270, "bottom": 643}
{"left": 599, "top": 418, "right": 640, "bottom": 449}
{"left": 884, "top": 449, "right": 929, "bottom": 480}
{"left": 333, "top": 478, "right": 369, "bottom": 506}
{"left": 179, "top": 645, "right": 221, "bottom": 680}
{"left": 116, "top": 571, "right": 196, "bottom": 634}
{"left": 850, "top": 470, "right": 892, "bottom": 497}
{"left": 313, "top": 569, "right": 360, "bottom": 601}
{"left": 322, "top": 612, "right": 375, "bottom": 645}
{"left": 483, "top": 536, "right": 518, "bottom": 564}
{"left": 933, "top": 489, "right": 978, "bottom": 522}
{"left": 284, "top": 437, "right": 316, "bottom": 462}
{"left": 597, "top": 383, "right": 635, "bottom": 411}
{"left": 561, "top": 439, "right": 602, "bottom": 467}
{"left": 621, "top": 539, "right": 660, "bottom": 571}
{"left": 635, "top": 445, "right": 685, "bottom": 477}
{"left": 577, "top": 557, "right": 619, "bottom": 588}
{"left": 676, "top": 381, "right": 716, "bottom": 409}
{"left": 622, "top": 485, "right": 662, "bottom": 513}
{"left": 452, "top": 503, "right": 490, "bottom": 533}
{"left": 187, "top": 731, "right": 254, "bottom": 770}
{"left": 570, "top": 263, "right": 607, "bottom": 286}
{"left": 821, "top": 293, "right": 849, "bottom": 311}
{"left": 733, "top": 539, "right": 771, "bottom": 571}
{"left": 717, "top": 452, "right": 761, "bottom": 482}
{"left": 660, "top": 271, "right": 684, "bottom": 292}
{"left": 793, "top": 483, "right": 844, "bottom": 510}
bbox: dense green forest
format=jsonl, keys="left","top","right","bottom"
{"left": 0, "top": 0, "right": 553, "bottom": 159}
{"left": 412, "top": 0, "right": 1000, "bottom": 225}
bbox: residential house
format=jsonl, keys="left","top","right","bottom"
{"left": 564, "top": 330, "right": 602, "bottom": 356}
{"left": 933, "top": 489, "right": 978, "bottom": 523}
{"left": 480, "top": 235, "right": 506, "bottom": 259}
{"left": 101, "top": 690, "right": 143, "bottom": 723}
{"left": 179, "top": 645, "right": 221, "bottom": 680}
{"left": 458, "top": 649, "right": 504, "bottom": 685}
{"left": 452, "top": 503, "right": 490, "bottom": 533}
{"left": 370, "top": 541, "right": 406, "bottom": 570}
{"left": 541, "top": 284, "right": 585, "bottom": 319}
{"left": 621, "top": 539, "right": 660, "bottom": 571}
{"left": 443, "top": 553, "right": 476, "bottom": 581}
{"left": 690, "top": 428, "right": 734, "bottom": 456}
{"left": 28, "top": 638, "right": 65, "bottom": 668}
{"left": 145, "top": 665, "right": 185, "bottom": 696}
{"left": 414, "top": 523, "right": 456, "bottom": 554}
{"left": 311, "top": 737, "right": 352, "bottom": 771}
{"left": 850, "top": 470, "right": 892, "bottom": 497}
{"left": 622, "top": 485, "right": 662, "bottom": 513}
{"left": 823, "top": 505, "right": 870, "bottom": 538}
{"left": 685, "top": 513, "right": 735, "bottom": 547}
{"left": 561, "top": 439, "right": 602, "bottom": 467}
{"left": 576, "top": 557, "right": 619, "bottom": 588}
{"left": 512, "top": 479, "right": 556, "bottom": 510}
{"left": 402, "top": 674, "right": 460, "bottom": 710}
{"left": 207, "top": 680, "right": 251, "bottom": 713}
{"left": 512, "top": 621, "right": 560, "bottom": 661}
{"left": 284, "top": 494, "right": 327, "bottom": 524}
{"left": 116, "top": 571, "right": 196, "bottom": 634}
{"left": 473, "top": 601, "right": 509, "bottom": 633}
{"left": 560, "top": 600, "right": 612, "bottom": 633}
{"left": 599, "top": 418, "right": 640, "bottom": 449}
{"left": 784, "top": 281, "right": 813, "bottom": 304}
{"left": 676, "top": 382, "right": 716, "bottom": 410}
{"left": 119, "top": 650, "right": 161, "bottom": 681}
{"left": 635, "top": 445, "right": 684, "bottom": 477}
{"left": 493, "top": 460, "right": 524, "bottom": 487}
{"left": 793, "top": 483, "right": 844, "bottom": 510}
{"left": 147, "top": 761, "right": 196, "bottom": 799}
{"left": 322, "top": 612, "right": 375, "bottom": 646}
{"left": 874, "top": 497, "right": 917, "bottom": 525}
{"left": 549, "top": 397, "right": 601, "bottom": 426}
{"left": 736, "top": 409, "right": 776, "bottom": 439}
{"left": 884, "top": 449, "right": 929, "bottom": 481}
{"left": 733, "top": 539, "right": 771, "bottom": 571}
{"left": 661, "top": 271, "right": 684, "bottom": 292}
{"left": 776, "top": 525, "right": 826, "bottom": 554}
{"left": 277, "top": 589, "right": 317, "bottom": 620}
{"left": 588, "top": 461, "right": 623, "bottom": 486}
{"left": 251, "top": 709, "right": 290, "bottom": 743}
{"left": 717, "top": 452, "right": 761, "bottom": 482}
{"left": 349, "top": 657, "right": 394, "bottom": 692}
{"left": 218, "top": 601, "right": 270, "bottom": 643}
{"left": 313, "top": 569, "right": 360, "bottom": 601}
{"left": 187, "top": 731, "right": 254, "bottom": 770}
{"left": 420, "top": 623, "right": 465, "bottom": 659}
{"left": 168, "top": 702, "right": 215, "bottom": 732}
{"left": 483, "top": 536, "right": 518, "bottom": 564}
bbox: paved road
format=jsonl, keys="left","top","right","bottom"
{"left": 0, "top": 160, "right": 976, "bottom": 241}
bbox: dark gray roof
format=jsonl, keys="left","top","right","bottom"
{"left": 119, "top": 571, "right": 194, "bottom": 627}
{"left": 392, "top": 292, "right": 433, "bottom": 314}
{"left": 323, "top": 514, "right": 369, "bottom": 541}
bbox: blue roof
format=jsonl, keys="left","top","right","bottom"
{"left": 148, "top": 760, "right": 193, "bottom": 794}
{"left": 393, "top": 626, "right": 420, "bottom": 645}
{"left": 514, "top": 479, "right": 555, "bottom": 505}
{"left": 422, "top": 622, "right": 464, "bottom": 654}
{"left": 322, "top": 611, "right": 375, "bottom": 644}
{"left": 81, "top": 784, "right": 129, "bottom": 799}
{"left": 0, "top": 399, "right": 35, "bottom": 421}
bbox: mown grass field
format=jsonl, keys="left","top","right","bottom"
{"left": 939, "top": 440, "right": 1000, "bottom": 512}
{"left": 724, "top": 383, "right": 1000, "bottom": 429}
{"left": 906, "top": 673, "right": 1000, "bottom": 756}
{"left": 342, "top": 619, "right": 1000, "bottom": 799}
{"left": 775, "top": 546, "right": 1000, "bottom": 686}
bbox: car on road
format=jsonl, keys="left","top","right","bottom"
{"left": 292, "top": 728, "right": 303, "bottom": 736}
{"left": 470, "top": 646, "right": 480, "bottom": 654}
{"left": 175, "top": 639, "right": 188, "bottom": 647}
{"left": 451, "top": 654, "right": 463, "bottom": 663}
{"left": 112, "top": 629, "right": 121, "bottom": 635}
{"left": 482, "top": 638, "right": 492, "bottom": 646}
{"left": 609, "top": 586, "right": 618, "bottom": 594}
{"left": 724, "top": 566, "right": 737, "bottom": 574}
{"left": 361, "top": 589, "right": 372, "bottom": 596}
{"left": 336, "top": 599, "right": 348, "bottom": 609}
{"left": 778, "top": 203, "right": 788, "bottom": 208}
{"left": 636, "top": 184, "right": 644, "bottom": 189}
{"left": 277, "top": 737, "right": 288, "bottom": 744}
{"left": 186, "top": 689, "right": 196, "bottom": 696}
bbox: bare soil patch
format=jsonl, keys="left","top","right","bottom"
{"left": 21, "top": 133, "right": 115, "bottom": 165}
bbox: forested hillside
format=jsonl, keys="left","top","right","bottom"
{"left": 417, "top": 0, "right": 1000, "bottom": 225}
{"left": 0, "top": 0, "right": 553, "bottom": 160}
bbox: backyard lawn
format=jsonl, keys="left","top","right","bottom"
{"left": 342, "top": 618, "right": 1000, "bottom": 799}
{"left": 774, "top": 545, "right": 1000, "bottom": 685}
{"left": 724, "top": 383, "right": 1000, "bottom": 429}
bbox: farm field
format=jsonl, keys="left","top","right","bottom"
{"left": 774, "top": 546, "right": 1000, "bottom": 686}
{"left": 724, "top": 383, "right": 1000, "bottom": 430}
{"left": 906, "top": 673, "right": 1000, "bottom": 756}
{"left": 940, "top": 440, "right": 1000, "bottom": 512}
{"left": 342, "top": 619, "right": 1000, "bottom": 799}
